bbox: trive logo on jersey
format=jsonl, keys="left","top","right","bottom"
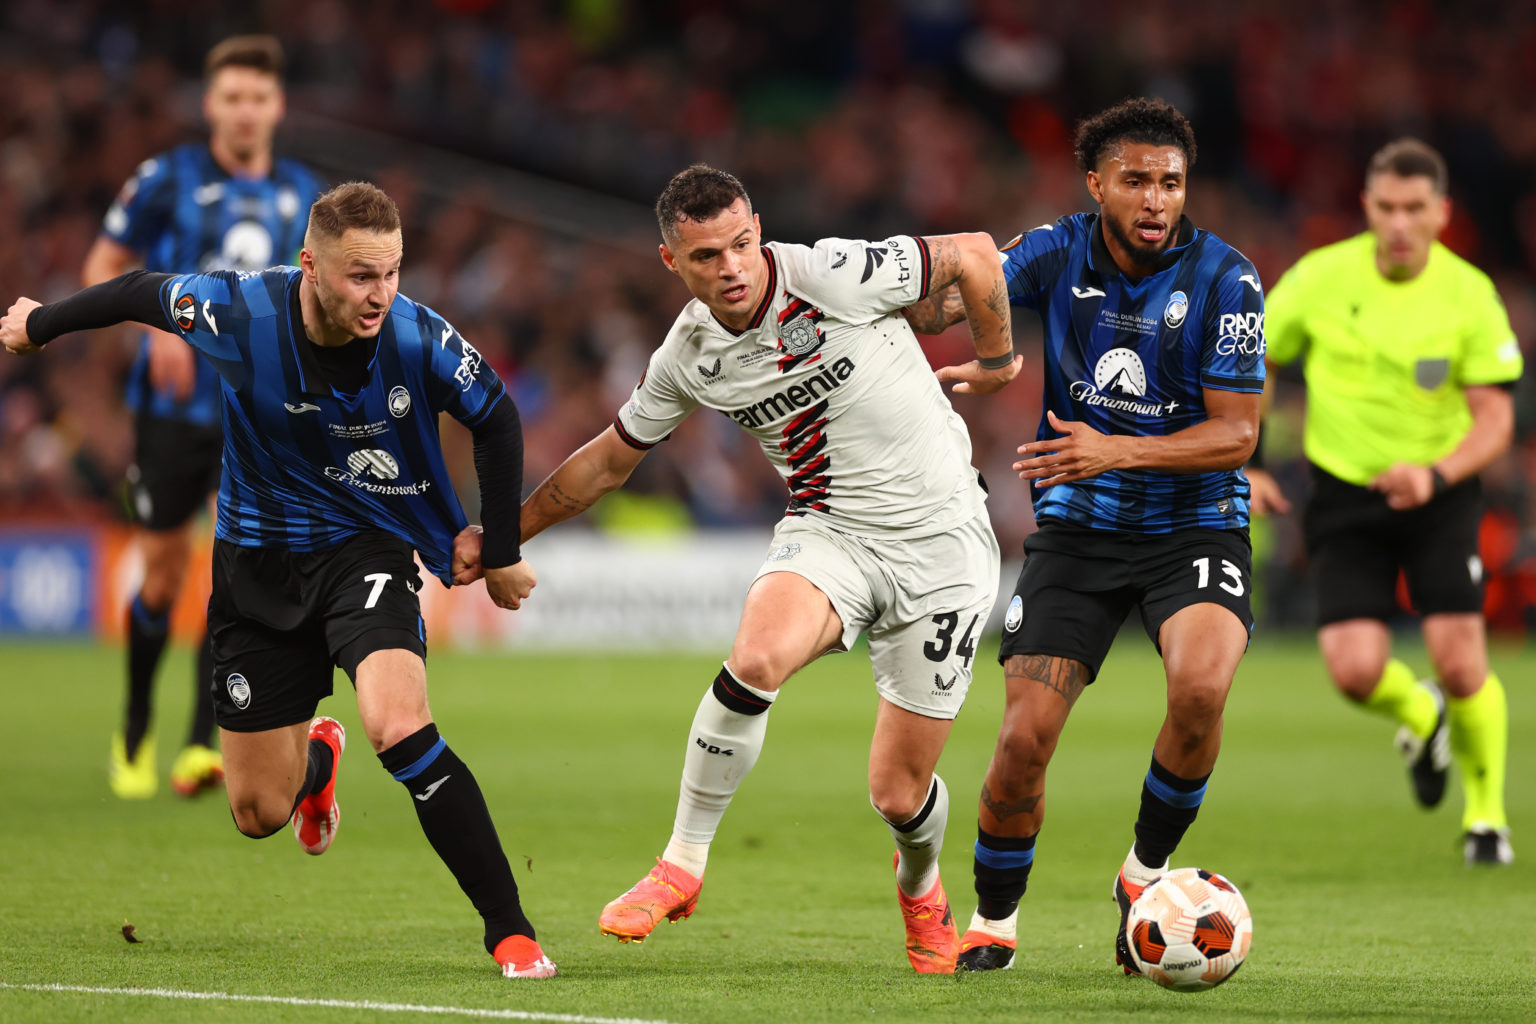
{"left": 729, "top": 356, "right": 855, "bottom": 428}
{"left": 1069, "top": 348, "right": 1181, "bottom": 417}
{"left": 1215, "top": 312, "right": 1266, "bottom": 357}
{"left": 454, "top": 339, "right": 483, "bottom": 391}
{"left": 324, "top": 448, "right": 434, "bottom": 495}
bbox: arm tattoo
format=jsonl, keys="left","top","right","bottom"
{"left": 1003, "top": 654, "right": 1089, "bottom": 705}
{"left": 925, "top": 237, "right": 963, "bottom": 293}
{"left": 901, "top": 286, "right": 965, "bottom": 334}
{"left": 545, "top": 480, "right": 592, "bottom": 514}
{"left": 980, "top": 782, "right": 1041, "bottom": 823}
{"left": 965, "top": 277, "right": 1009, "bottom": 338}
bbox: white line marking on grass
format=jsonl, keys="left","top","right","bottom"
{"left": 0, "top": 982, "right": 685, "bottom": 1024}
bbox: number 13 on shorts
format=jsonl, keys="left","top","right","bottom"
{"left": 1192, "top": 556, "right": 1245, "bottom": 596}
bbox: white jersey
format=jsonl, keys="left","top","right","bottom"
{"left": 616, "top": 236, "right": 988, "bottom": 538}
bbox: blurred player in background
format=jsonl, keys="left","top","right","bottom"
{"left": 4, "top": 182, "right": 556, "bottom": 979}
{"left": 519, "top": 164, "right": 1019, "bottom": 973}
{"left": 82, "top": 35, "right": 325, "bottom": 800}
{"left": 905, "top": 98, "right": 1264, "bottom": 973}
{"left": 1248, "top": 139, "right": 1520, "bottom": 865}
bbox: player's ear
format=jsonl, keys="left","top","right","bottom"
{"left": 658, "top": 243, "right": 679, "bottom": 276}
{"left": 752, "top": 212, "right": 761, "bottom": 238}
{"left": 1085, "top": 170, "right": 1103, "bottom": 205}
{"left": 299, "top": 246, "right": 317, "bottom": 280}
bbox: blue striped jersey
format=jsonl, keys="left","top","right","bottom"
{"left": 152, "top": 267, "right": 503, "bottom": 585}
{"left": 1003, "top": 213, "right": 1265, "bottom": 532}
{"left": 102, "top": 144, "right": 325, "bottom": 425}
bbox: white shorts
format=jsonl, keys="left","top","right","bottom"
{"left": 753, "top": 511, "right": 1000, "bottom": 720}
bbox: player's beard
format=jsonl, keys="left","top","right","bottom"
{"left": 1104, "top": 213, "right": 1174, "bottom": 268}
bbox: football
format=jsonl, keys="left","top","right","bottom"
{"left": 1124, "top": 867, "right": 1253, "bottom": 991}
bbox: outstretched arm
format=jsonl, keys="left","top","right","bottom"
{"left": 521, "top": 425, "right": 650, "bottom": 543}
{"left": 2, "top": 270, "right": 177, "bottom": 355}
{"left": 84, "top": 237, "right": 197, "bottom": 401}
{"left": 919, "top": 233, "right": 1020, "bottom": 394}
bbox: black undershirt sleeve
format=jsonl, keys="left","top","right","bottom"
{"left": 470, "top": 394, "right": 525, "bottom": 569}
{"left": 25, "top": 270, "right": 177, "bottom": 345}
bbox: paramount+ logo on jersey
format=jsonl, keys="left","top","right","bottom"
{"left": 1215, "top": 312, "right": 1266, "bottom": 357}
{"left": 729, "top": 356, "right": 855, "bottom": 428}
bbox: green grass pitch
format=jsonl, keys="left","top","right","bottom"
{"left": 1, "top": 635, "right": 1531, "bottom": 1022}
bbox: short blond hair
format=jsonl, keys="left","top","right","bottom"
{"left": 306, "top": 182, "right": 401, "bottom": 243}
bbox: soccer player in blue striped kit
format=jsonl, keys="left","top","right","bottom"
{"left": 904, "top": 98, "right": 1265, "bottom": 974}
{"left": 84, "top": 35, "right": 325, "bottom": 800}
{"left": 2, "top": 182, "right": 555, "bottom": 979}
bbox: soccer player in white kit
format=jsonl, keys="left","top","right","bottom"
{"left": 518, "top": 164, "right": 1020, "bottom": 973}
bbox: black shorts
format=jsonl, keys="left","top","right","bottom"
{"left": 998, "top": 519, "right": 1254, "bottom": 681}
{"left": 129, "top": 414, "right": 222, "bottom": 531}
{"left": 1303, "top": 463, "right": 1483, "bottom": 626}
{"left": 208, "top": 531, "right": 427, "bottom": 732}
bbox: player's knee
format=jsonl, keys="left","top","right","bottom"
{"left": 1430, "top": 652, "right": 1486, "bottom": 698}
{"left": 229, "top": 799, "right": 290, "bottom": 839}
{"left": 993, "top": 724, "right": 1052, "bottom": 783}
{"left": 725, "top": 649, "right": 789, "bottom": 693}
{"left": 868, "top": 769, "right": 934, "bottom": 823}
{"left": 362, "top": 713, "right": 431, "bottom": 755}
{"left": 1326, "top": 656, "right": 1386, "bottom": 702}
{"left": 1166, "top": 680, "right": 1228, "bottom": 731}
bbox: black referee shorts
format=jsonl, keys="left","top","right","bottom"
{"left": 998, "top": 518, "right": 1254, "bottom": 681}
{"left": 1303, "top": 463, "right": 1484, "bottom": 626}
{"left": 128, "top": 414, "right": 222, "bottom": 531}
{"left": 208, "top": 531, "right": 427, "bottom": 732}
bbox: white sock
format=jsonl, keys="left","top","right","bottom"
{"left": 967, "top": 907, "right": 1019, "bottom": 943}
{"left": 662, "top": 836, "right": 710, "bottom": 878}
{"left": 882, "top": 774, "right": 949, "bottom": 898}
{"left": 1121, "top": 842, "right": 1168, "bottom": 889}
{"left": 670, "top": 665, "right": 777, "bottom": 855}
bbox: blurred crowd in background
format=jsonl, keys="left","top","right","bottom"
{"left": 3, "top": 0, "right": 1536, "bottom": 627}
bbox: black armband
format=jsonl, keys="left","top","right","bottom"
{"left": 1247, "top": 422, "right": 1266, "bottom": 470}
{"left": 25, "top": 270, "right": 176, "bottom": 345}
{"left": 1429, "top": 465, "right": 1450, "bottom": 496}
{"left": 471, "top": 395, "right": 525, "bottom": 569}
{"left": 978, "top": 349, "right": 1016, "bottom": 371}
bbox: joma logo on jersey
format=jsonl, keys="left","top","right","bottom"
{"left": 729, "top": 356, "right": 855, "bottom": 428}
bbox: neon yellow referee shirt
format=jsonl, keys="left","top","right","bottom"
{"left": 1266, "top": 232, "right": 1522, "bottom": 486}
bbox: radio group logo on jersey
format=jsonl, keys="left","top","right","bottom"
{"left": 1216, "top": 312, "right": 1266, "bottom": 357}
{"left": 455, "top": 340, "right": 483, "bottom": 391}
{"left": 388, "top": 385, "right": 412, "bottom": 418}
{"left": 1163, "top": 290, "right": 1189, "bottom": 329}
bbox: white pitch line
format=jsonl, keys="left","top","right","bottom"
{"left": 0, "top": 982, "right": 686, "bottom": 1024}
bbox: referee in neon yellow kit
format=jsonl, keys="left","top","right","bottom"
{"left": 1248, "top": 138, "right": 1520, "bottom": 865}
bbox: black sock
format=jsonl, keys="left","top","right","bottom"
{"left": 379, "top": 724, "right": 532, "bottom": 954}
{"left": 124, "top": 594, "right": 170, "bottom": 758}
{"left": 973, "top": 827, "right": 1037, "bottom": 921}
{"left": 1133, "top": 757, "right": 1210, "bottom": 867}
{"left": 288, "top": 737, "right": 335, "bottom": 820}
{"left": 187, "top": 629, "right": 217, "bottom": 748}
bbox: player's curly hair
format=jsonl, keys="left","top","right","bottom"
{"left": 1074, "top": 98, "right": 1197, "bottom": 173}
{"left": 656, "top": 164, "right": 752, "bottom": 245}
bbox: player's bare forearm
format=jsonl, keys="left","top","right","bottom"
{"left": 520, "top": 426, "right": 646, "bottom": 542}
{"left": 923, "top": 234, "right": 1011, "bottom": 360}
{"left": 1435, "top": 385, "right": 1514, "bottom": 485}
{"left": 81, "top": 237, "right": 138, "bottom": 287}
{"left": 900, "top": 285, "right": 965, "bottom": 335}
